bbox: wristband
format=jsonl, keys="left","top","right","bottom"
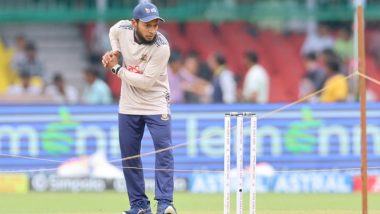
{"left": 111, "top": 64, "right": 122, "bottom": 75}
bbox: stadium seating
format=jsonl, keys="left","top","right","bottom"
{"left": 159, "top": 21, "right": 306, "bottom": 102}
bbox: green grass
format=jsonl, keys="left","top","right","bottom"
{"left": 1, "top": 192, "right": 380, "bottom": 214}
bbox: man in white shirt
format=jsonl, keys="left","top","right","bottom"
{"left": 242, "top": 51, "right": 269, "bottom": 103}
{"left": 301, "top": 21, "right": 334, "bottom": 55}
{"left": 44, "top": 73, "right": 79, "bottom": 104}
{"left": 102, "top": 2, "right": 176, "bottom": 214}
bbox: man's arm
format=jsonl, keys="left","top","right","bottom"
{"left": 109, "top": 20, "right": 124, "bottom": 53}
{"left": 102, "top": 21, "right": 126, "bottom": 66}
{"left": 105, "top": 45, "right": 170, "bottom": 90}
{"left": 117, "top": 46, "right": 170, "bottom": 90}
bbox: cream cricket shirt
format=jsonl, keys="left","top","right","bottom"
{"left": 109, "top": 20, "right": 171, "bottom": 115}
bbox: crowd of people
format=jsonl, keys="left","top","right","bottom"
{"left": 0, "top": 31, "right": 271, "bottom": 105}
{"left": 167, "top": 49, "right": 270, "bottom": 104}
{"left": 0, "top": 20, "right": 379, "bottom": 105}
{"left": 299, "top": 21, "right": 378, "bottom": 102}
{"left": 0, "top": 35, "right": 113, "bottom": 105}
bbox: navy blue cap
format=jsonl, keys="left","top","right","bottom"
{"left": 133, "top": 1, "right": 165, "bottom": 22}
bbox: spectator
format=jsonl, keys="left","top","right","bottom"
{"left": 299, "top": 52, "right": 326, "bottom": 102}
{"left": 207, "top": 52, "right": 236, "bottom": 103}
{"left": 334, "top": 26, "right": 354, "bottom": 63}
{"left": 320, "top": 59, "right": 348, "bottom": 103}
{"left": 44, "top": 73, "right": 79, "bottom": 104}
{"left": 182, "top": 52, "right": 211, "bottom": 103}
{"left": 7, "top": 71, "right": 41, "bottom": 96}
{"left": 187, "top": 50, "right": 213, "bottom": 82}
{"left": 82, "top": 67, "right": 113, "bottom": 104}
{"left": 241, "top": 51, "right": 269, "bottom": 103}
{"left": 302, "top": 21, "right": 334, "bottom": 55}
{"left": 14, "top": 42, "right": 44, "bottom": 87}
{"left": 15, "top": 42, "right": 44, "bottom": 78}
{"left": 11, "top": 35, "right": 27, "bottom": 72}
{"left": 167, "top": 50, "right": 211, "bottom": 104}
{"left": 318, "top": 49, "right": 345, "bottom": 73}
{"left": 167, "top": 50, "right": 185, "bottom": 103}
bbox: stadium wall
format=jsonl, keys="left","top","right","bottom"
{"left": 0, "top": 103, "right": 379, "bottom": 193}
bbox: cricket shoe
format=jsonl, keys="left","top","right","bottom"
{"left": 122, "top": 200, "right": 152, "bottom": 214}
{"left": 156, "top": 200, "right": 177, "bottom": 214}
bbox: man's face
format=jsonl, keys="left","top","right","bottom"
{"left": 184, "top": 57, "right": 198, "bottom": 74}
{"left": 133, "top": 19, "right": 159, "bottom": 42}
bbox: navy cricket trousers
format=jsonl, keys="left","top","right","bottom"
{"left": 118, "top": 114, "right": 174, "bottom": 204}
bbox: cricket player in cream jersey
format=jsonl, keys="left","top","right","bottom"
{"left": 101, "top": 1, "right": 176, "bottom": 214}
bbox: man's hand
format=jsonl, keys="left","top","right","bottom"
{"left": 102, "top": 51, "right": 120, "bottom": 69}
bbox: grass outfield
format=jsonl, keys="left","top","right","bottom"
{"left": 1, "top": 192, "right": 380, "bottom": 214}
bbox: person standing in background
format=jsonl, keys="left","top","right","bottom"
{"left": 82, "top": 67, "right": 112, "bottom": 104}
{"left": 11, "top": 42, "right": 45, "bottom": 88}
{"left": 302, "top": 21, "right": 334, "bottom": 56}
{"left": 11, "top": 35, "right": 27, "bottom": 72}
{"left": 298, "top": 52, "right": 326, "bottom": 102}
{"left": 167, "top": 50, "right": 185, "bottom": 103}
{"left": 207, "top": 52, "right": 236, "bottom": 103}
{"left": 334, "top": 26, "right": 353, "bottom": 63}
{"left": 320, "top": 59, "right": 348, "bottom": 103}
{"left": 241, "top": 51, "right": 269, "bottom": 103}
{"left": 15, "top": 42, "right": 44, "bottom": 79}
